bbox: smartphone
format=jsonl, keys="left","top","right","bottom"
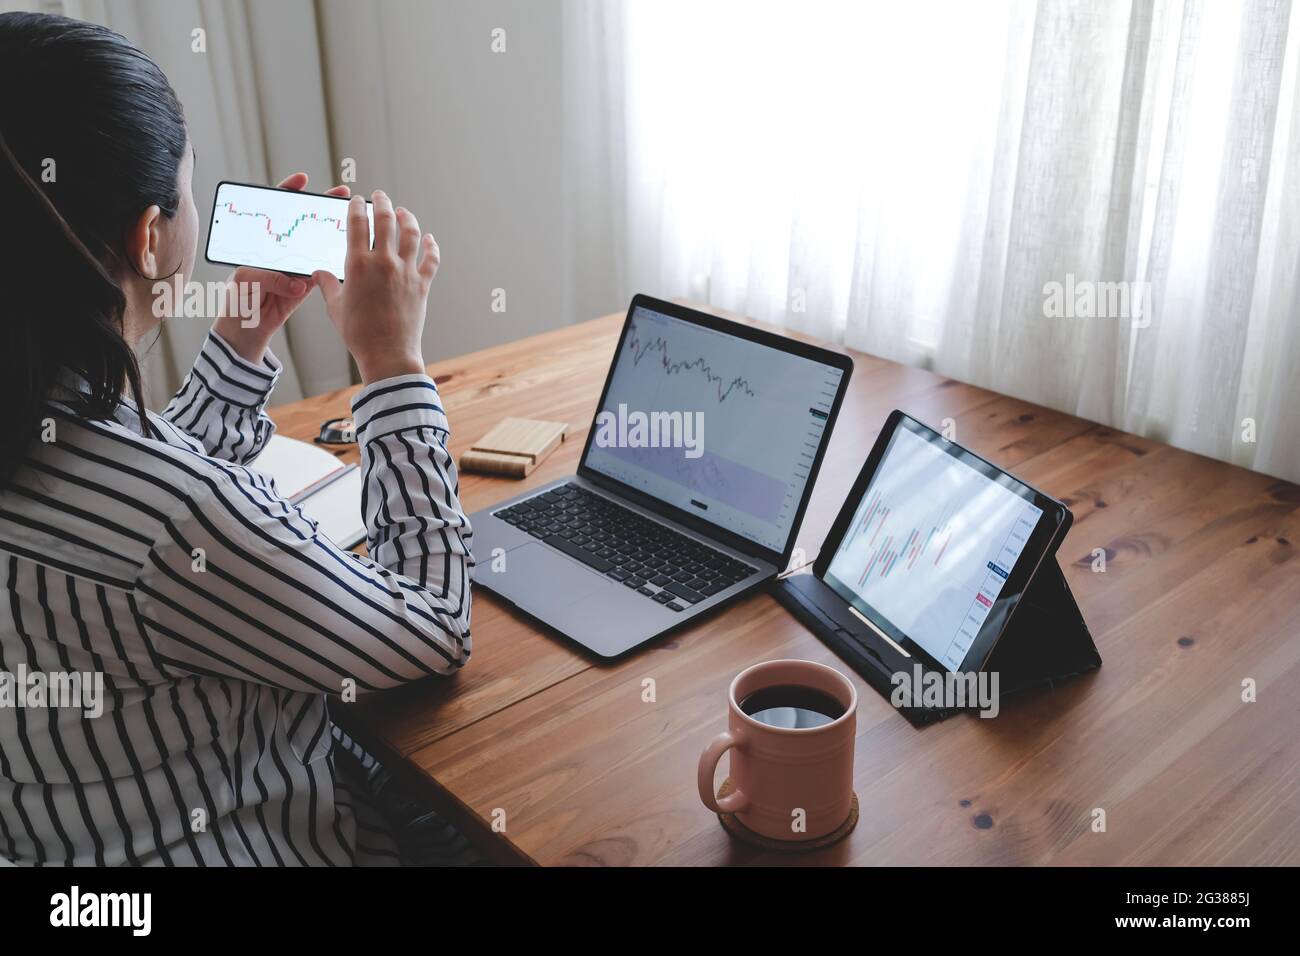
{"left": 205, "top": 180, "right": 375, "bottom": 280}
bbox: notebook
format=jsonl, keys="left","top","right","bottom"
{"left": 252, "top": 434, "right": 366, "bottom": 550}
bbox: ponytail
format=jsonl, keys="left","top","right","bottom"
{"left": 0, "top": 12, "right": 185, "bottom": 485}
{"left": 0, "top": 127, "right": 149, "bottom": 484}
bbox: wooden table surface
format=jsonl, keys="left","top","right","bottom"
{"left": 270, "top": 307, "right": 1300, "bottom": 866}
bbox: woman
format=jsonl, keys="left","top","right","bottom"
{"left": 0, "top": 12, "right": 472, "bottom": 865}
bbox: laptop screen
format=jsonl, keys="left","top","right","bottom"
{"left": 583, "top": 304, "right": 847, "bottom": 553}
{"left": 823, "top": 422, "right": 1045, "bottom": 670}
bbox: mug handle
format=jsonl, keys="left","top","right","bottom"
{"left": 697, "top": 729, "right": 749, "bottom": 814}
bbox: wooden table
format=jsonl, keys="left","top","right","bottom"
{"left": 270, "top": 307, "right": 1300, "bottom": 866}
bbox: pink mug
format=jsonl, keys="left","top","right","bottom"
{"left": 697, "top": 659, "right": 858, "bottom": 841}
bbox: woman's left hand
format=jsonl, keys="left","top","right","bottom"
{"left": 214, "top": 172, "right": 350, "bottom": 365}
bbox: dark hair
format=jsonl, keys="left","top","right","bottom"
{"left": 0, "top": 12, "right": 187, "bottom": 484}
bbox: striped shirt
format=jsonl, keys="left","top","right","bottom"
{"left": 0, "top": 330, "right": 473, "bottom": 865}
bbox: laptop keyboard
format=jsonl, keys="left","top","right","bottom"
{"left": 493, "top": 483, "right": 759, "bottom": 612}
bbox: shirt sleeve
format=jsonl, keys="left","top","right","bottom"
{"left": 131, "top": 375, "right": 473, "bottom": 695}
{"left": 161, "top": 329, "right": 282, "bottom": 465}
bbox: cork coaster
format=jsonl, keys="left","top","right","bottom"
{"left": 714, "top": 778, "right": 858, "bottom": 852}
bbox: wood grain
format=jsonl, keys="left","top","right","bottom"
{"left": 269, "top": 306, "right": 1300, "bottom": 866}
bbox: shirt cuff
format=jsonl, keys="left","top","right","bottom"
{"left": 199, "top": 330, "right": 283, "bottom": 408}
{"left": 350, "top": 374, "right": 450, "bottom": 442}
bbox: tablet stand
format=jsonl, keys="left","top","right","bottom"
{"left": 982, "top": 557, "right": 1101, "bottom": 697}
{"left": 770, "top": 557, "right": 1101, "bottom": 726}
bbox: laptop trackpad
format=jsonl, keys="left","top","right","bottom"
{"left": 492, "top": 541, "right": 607, "bottom": 617}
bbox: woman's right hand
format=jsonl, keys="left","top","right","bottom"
{"left": 313, "top": 190, "right": 440, "bottom": 384}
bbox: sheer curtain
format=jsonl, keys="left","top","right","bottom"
{"left": 571, "top": 0, "right": 1300, "bottom": 484}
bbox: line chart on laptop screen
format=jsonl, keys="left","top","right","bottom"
{"left": 585, "top": 306, "right": 844, "bottom": 551}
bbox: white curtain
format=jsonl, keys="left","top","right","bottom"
{"left": 5, "top": 0, "right": 353, "bottom": 407}
{"left": 12, "top": 0, "right": 1299, "bottom": 484}
{"left": 574, "top": 0, "right": 1300, "bottom": 484}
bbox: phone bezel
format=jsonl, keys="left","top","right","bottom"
{"left": 204, "top": 180, "right": 373, "bottom": 279}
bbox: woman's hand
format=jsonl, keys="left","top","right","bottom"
{"left": 314, "top": 190, "right": 439, "bottom": 384}
{"left": 213, "top": 172, "right": 350, "bottom": 364}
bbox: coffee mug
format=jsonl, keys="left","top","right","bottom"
{"left": 697, "top": 659, "right": 858, "bottom": 841}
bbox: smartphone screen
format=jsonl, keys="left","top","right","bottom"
{"left": 205, "top": 181, "right": 375, "bottom": 280}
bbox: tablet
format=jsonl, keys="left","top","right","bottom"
{"left": 813, "top": 410, "right": 1072, "bottom": 674}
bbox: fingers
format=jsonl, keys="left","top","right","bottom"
{"left": 313, "top": 270, "right": 341, "bottom": 307}
{"left": 276, "top": 172, "right": 309, "bottom": 191}
{"left": 344, "top": 187, "right": 426, "bottom": 275}
{"left": 346, "top": 194, "right": 370, "bottom": 255}
{"left": 232, "top": 266, "right": 307, "bottom": 298}
{"left": 396, "top": 207, "right": 421, "bottom": 262}
{"left": 371, "top": 189, "right": 396, "bottom": 253}
{"left": 417, "top": 233, "right": 440, "bottom": 287}
{"left": 274, "top": 173, "right": 348, "bottom": 201}
{"left": 261, "top": 271, "right": 309, "bottom": 299}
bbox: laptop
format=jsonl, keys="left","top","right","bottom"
{"left": 469, "top": 295, "right": 854, "bottom": 658}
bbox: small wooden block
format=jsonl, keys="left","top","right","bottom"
{"left": 460, "top": 417, "right": 569, "bottom": 479}
{"left": 714, "top": 778, "right": 858, "bottom": 852}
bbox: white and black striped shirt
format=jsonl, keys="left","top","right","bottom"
{"left": 0, "top": 330, "right": 472, "bottom": 865}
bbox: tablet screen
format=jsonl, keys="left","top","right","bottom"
{"left": 824, "top": 420, "right": 1050, "bottom": 671}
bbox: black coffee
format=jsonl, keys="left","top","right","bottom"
{"left": 739, "top": 685, "right": 846, "bottom": 729}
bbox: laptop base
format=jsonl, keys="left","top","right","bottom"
{"left": 470, "top": 475, "right": 776, "bottom": 659}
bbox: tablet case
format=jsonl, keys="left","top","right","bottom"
{"left": 770, "top": 557, "right": 1101, "bottom": 726}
